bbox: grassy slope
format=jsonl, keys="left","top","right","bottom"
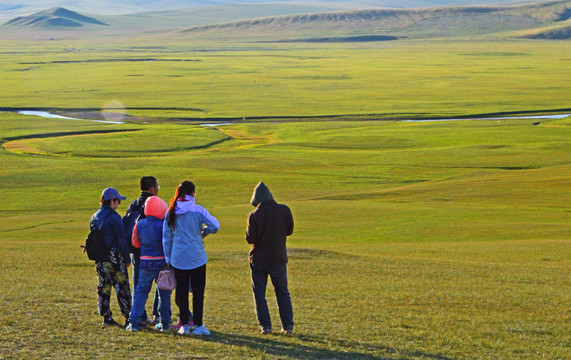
{"left": 98, "top": 4, "right": 350, "bottom": 31}
{"left": 517, "top": 18, "right": 571, "bottom": 38}
{"left": 176, "top": 0, "right": 571, "bottom": 38}
{"left": 0, "top": 111, "right": 569, "bottom": 359}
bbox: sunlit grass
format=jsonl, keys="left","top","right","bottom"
{"left": 0, "top": 33, "right": 569, "bottom": 359}
{"left": 3, "top": 124, "right": 230, "bottom": 157}
{"left": 0, "top": 39, "right": 570, "bottom": 119}
{"left": 0, "top": 110, "right": 569, "bottom": 358}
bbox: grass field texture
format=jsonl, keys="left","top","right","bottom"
{"left": 0, "top": 107, "right": 569, "bottom": 359}
{"left": 0, "top": 32, "right": 570, "bottom": 359}
{"left": 0, "top": 39, "right": 570, "bottom": 119}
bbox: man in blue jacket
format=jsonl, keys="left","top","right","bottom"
{"left": 90, "top": 187, "right": 132, "bottom": 326}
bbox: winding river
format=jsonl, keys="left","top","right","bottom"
{"left": 13, "top": 110, "right": 571, "bottom": 124}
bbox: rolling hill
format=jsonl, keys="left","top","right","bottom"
{"left": 95, "top": 3, "right": 354, "bottom": 32}
{"left": 175, "top": 0, "right": 571, "bottom": 39}
{"left": 0, "top": 1, "right": 548, "bottom": 22}
{"left": 0, "top": 3, "right": 363, "bottom": 35}
{"left": 518, "top": 18, "right": 571, "bottom": 38}
{"left": 1, "top": 0, "right": 570, "bottom": 39}
{"left": 3, "top": 7, "right": 107, "bottom": 28}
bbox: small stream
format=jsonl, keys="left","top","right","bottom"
{"left": 403, "top": 114, "right": 570, "bottom": 122}
{"left": 17, "top": 111, "right": 125, "bottom": 124}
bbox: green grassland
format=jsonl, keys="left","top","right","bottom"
{"left": 0, "top": 108, "right": 569, "bottom": 359}
{"left": 0, "top": 38, "right": 570, "bottom": 120}
{"left": 0, "top": 18, "right": 570, "bottom": 359}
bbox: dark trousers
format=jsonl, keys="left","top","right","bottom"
{"left": 250, "top": 263, "right": 294, "bottom": 331}
{"left": 96, "top": 250, "right": 131, "bottom": 321}
{"left": 132, "top": 253, "right": 160, "bottom": 320}
{"left": 173, "top": 264, "right": 206, "bottom": 326}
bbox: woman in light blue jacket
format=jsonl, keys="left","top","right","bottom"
{"left": 163, "top": 181, "right": 219, "bottom": 336}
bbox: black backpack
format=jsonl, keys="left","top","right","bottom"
{"left": 82, "top": 213, "right": 113, "bottom": 262}
{"left": 123, "top": 199, "right": 147, "bottom": 254}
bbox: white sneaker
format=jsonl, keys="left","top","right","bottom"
{"left": 178, "top": 324, "right": 191, "bottom": 335}
{"left": 192, "top": 325, "right": 211, "bottom": 336}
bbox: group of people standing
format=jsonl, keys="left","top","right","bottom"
{"left": 89, "top": 176, "right": 295, "bottom": 335}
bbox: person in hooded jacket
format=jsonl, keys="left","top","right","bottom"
{"left": 126, "top": 196, "right": 172, "bottom": 332}
{"left": 246, "top": 182, "right": 294, "bottom": 334}
{"left": 163, "top": 181, "right": 219, "bottom": 336}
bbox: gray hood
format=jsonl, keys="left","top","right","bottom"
{"left": 250, "top": 182, "right": 274, "bottom": 207}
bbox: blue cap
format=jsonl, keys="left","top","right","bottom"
{"left": 101, "top": 187, "right": 127, "bottom": 201}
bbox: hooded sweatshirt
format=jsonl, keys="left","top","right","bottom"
{"left": 246, "top": 182, "right": 294, "bottom": 267}
{"left": 162, "top": 195, "right": 219, "bottom": 270}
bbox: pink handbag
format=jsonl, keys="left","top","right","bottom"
{"left": 157, "top": 269, "right": 176, "bottom": 291}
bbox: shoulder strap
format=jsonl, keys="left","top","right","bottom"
{"left": 98, "top": 212, "right": 114, "bottom": 230}
{"left": 137, "top": 204, "right": 146, "bottom": 221}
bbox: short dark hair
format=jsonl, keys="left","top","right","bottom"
{"left": 100, "top": 198, "right": 112, "bottom": 206}
{"left": 140, "top": 176, "right": 158, "bottom": 191}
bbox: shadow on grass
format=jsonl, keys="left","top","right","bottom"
{"left": 198, "top": 331, "right": 459, "bottom": 360}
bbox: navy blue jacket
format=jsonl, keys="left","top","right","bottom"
{"left": 90, "top": 205, "right": 131, "bottom": 264}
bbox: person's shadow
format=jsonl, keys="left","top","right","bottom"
{"left": 196, "top": 331, "right": 459, "bottom": 360}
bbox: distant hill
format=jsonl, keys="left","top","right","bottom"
{"left": 0, "top": 0, "right": 547, "bottom": 21}
{"left": 176, "top": 0, "right": 571, "bottom": 39}
{"left": 519, "top": 19, "right": 571, "bottom": 38}
{"left": 0, "top": 3, "right": 361, "bottom": 35}
{"left": 3, "top": 7, "right": 107, "bottom": 28}
{"left": 96, "top": 3, "right": 355, "bottom": 32}
{"left": 1, "top": 1, "right": 570, "bottom": 40}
